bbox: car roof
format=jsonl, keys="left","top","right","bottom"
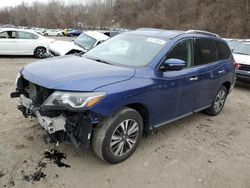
{"left": 126, "top": 28, "right": 221, "bottom": 40}
{"left": 84, "top": 31, "right": 110, "bottom": 41}
{"left": 0, "top": 28, "right": 38, "bottom": 35}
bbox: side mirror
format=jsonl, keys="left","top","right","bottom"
{"left": 160, "top": 58, "right": 186, "bottom": 71}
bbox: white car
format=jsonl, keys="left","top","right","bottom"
{"left": 0, "top": 28, "right": 55, "bottom": 58}
{"left": 48, "top": 31, "right": 109, "bottom": 56}
{"left": 233, "top": 43, "right": 250, "bottom": 83}
{"left": 44, "top": 29, "right": 63, "bottom": 36}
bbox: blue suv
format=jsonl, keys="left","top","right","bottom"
{"left": 11, "top": 29, "right": 236, "bottom": 163}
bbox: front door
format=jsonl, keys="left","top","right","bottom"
{"left": 154, "top": 38, "right": 199, "bottom": 126}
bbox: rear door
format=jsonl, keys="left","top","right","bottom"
{"left": 16, "top": 31, "right": 39, "bottom": 55}
{"left": 192, "top": 38, "right": 227, "bottom": 111}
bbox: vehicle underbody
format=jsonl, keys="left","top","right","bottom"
{"left": 11, "top": 76, "right": 102, "bottom": 148}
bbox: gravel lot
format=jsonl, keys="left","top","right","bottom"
{"left": 0, "top": 37, "right": 250, "bottom": 188}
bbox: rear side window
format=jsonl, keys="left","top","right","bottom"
{"left": 215, "top": 41, "right": 231, "bottom": 60}
{"left": 194, "top": 39, "right": 217, "bottom": 65}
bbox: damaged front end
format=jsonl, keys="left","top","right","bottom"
{"left": 11, "top": 75, "right": 105, "bottom": 148}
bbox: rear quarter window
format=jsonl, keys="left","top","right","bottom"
{"left": 216, "top": 41, "right": 231, "bottom": 60}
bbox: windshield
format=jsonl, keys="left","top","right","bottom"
{"left": 227, "top": 40, "right": 244, "bottom": 50}
{"left": 74, "top": 33, "right": 97, "bottom": 50}
{"left": 234, "top": 43, "right": 250, "bottom": 55}
{"left": 84, "top": 34, "right": 169, "bottom": 67}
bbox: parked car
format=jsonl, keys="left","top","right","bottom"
{"left": 224, "top": 38, "right": 245, "bottom": 51}
{"left": 62, "top": 28, "right": 74, "bottom": 36}
{"left": 0, "top": 28, "right": 55, "bottom": 58}
{"left": 35, "top": 28, "right": 47, "bottom": 35}
{"left": 48, "top": 31, "right": 109, "bottom": 56}
{"left": 11, "top": 29, "right": 236, "bottom": 164}
{"left": 44, "top": 29, "right": 63, "bottom": 36}
{"left": 67, "top": 30, "right": 82, "bottom": 37}
{"left": 233, "top": 43, "right": 250, "bottom": 82}
{"left": 100, "top": 30, "right": 123, "bottom": 37}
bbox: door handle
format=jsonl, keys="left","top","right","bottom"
{"left": 218, "top": 70, "right": 225, "bottom": 74}
{"left": 189, "top": 76, "right": 198, "bottom": 81}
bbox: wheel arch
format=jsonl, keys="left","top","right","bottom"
{"left": 222, "top": 81, "right": 231, "bottom": 93}
{"left": 125, "top": 103, "right": 150, "bottom": 134}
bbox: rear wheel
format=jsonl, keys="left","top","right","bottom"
{"left": 34, "top": 47, "right": 46, "bottom": 58}
{"left": 92, "top": 107, "right": 143, "bottom": 164}
{"left": 205, "top": 85, "right": 228, "bottom": 116}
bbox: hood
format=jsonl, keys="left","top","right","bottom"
{"left": 233, "top": 53, "right": 250, "bottom": 65}
{"left": 49, "top": 40, "right": 85, "bottom": 56}
{"left": 22, "top": 55, "right": 135, "bottom": 91}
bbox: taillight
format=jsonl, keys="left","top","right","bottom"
{"left": 234, "top": 62, "right": 240, "bottom": 70}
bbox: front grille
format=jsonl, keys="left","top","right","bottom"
{"left": 239, "top": 64, "right": 250, "bottom": 71}
{"left": 49, "top": 49, "right": 59, "bottom": 56}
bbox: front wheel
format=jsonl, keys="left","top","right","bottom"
{"left": 92, "top": 107, "right": 143, "bottom": 164}
{"left": 205, "top": 85, "right": 228, "bottom": 116}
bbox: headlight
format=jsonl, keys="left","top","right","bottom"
{"left": 43, "top": 91, "right": 105, "bottom": 109}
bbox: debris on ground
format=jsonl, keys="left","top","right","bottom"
{"left": 44, "top": 149, "right": 71, "bottom": 168}
{"left": 22, "top": 149, "right": 70, "bottom": 183}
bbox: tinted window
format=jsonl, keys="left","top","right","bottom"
{"left": 216, "top": 41, "right": 231, "bottom": 60}
{"left": 167, "top": 39, "right": 193, "bottom": 67}
{"left": 194, "top": 39, "right": 217, "bottom": 65}
{"left": 17, "top": 31, "right": 38, "bottom": 39}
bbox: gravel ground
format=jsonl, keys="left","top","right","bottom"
{"left": 0, "top": 37, "right": 250, "bottom": 188}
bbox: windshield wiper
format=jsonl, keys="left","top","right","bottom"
{"left": 86, "top": 57, "right": 113, "bottom": 65}
{"left": 234, "top": 52, "right": 249, "bottom": 55}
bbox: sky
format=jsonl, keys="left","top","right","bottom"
{"left": 0, "top": 0, "right": 89, "bottom": 8}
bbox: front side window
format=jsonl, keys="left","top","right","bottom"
{"left": 17, "top": 31, "right": 37, "bottom": 39}
{"left": 84, "top": 34, "right": 169, "bottom": 67}
{"left": 0, "top": 31, "right": 16, "bottom": 39}
{"left": 166, "top": 39, "right": 193, "bottom": 67}
{"left": 233, "top": 43, "right": 250, "bottom": 56}
{"left": 194, "top": 39, "right": 217, "bottom": 66}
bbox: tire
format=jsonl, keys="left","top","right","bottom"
{"left": 205, "top": 85, "right": 228, "bottom": 116}
{"left": 92, "top": 107, "right": 143, "bottom": 164}
{"left": 44, "top": 33, "right": 48, "bottom": 36}
{"left": 34, "top": 47, "right": 46, "bottom": 58}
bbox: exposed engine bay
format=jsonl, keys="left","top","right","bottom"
{"left": 11, "top": 76, "right": 102, "bottom": 147}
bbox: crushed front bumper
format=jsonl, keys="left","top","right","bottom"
{"left": 20, "top": 94, "right": 66, "bottom": 134}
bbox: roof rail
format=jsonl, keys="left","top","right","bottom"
{"left": 185, "top": 30, "right": 219, "bottom": 37}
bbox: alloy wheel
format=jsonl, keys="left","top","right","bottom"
{"left": 214, "top": 89, "right": 226, "bottom": 113}
{"left": 110, "top": 119, "right": 139, "bottom": 157}
{"left": 37, "top": 48, "right": 46, "bottom": 58}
